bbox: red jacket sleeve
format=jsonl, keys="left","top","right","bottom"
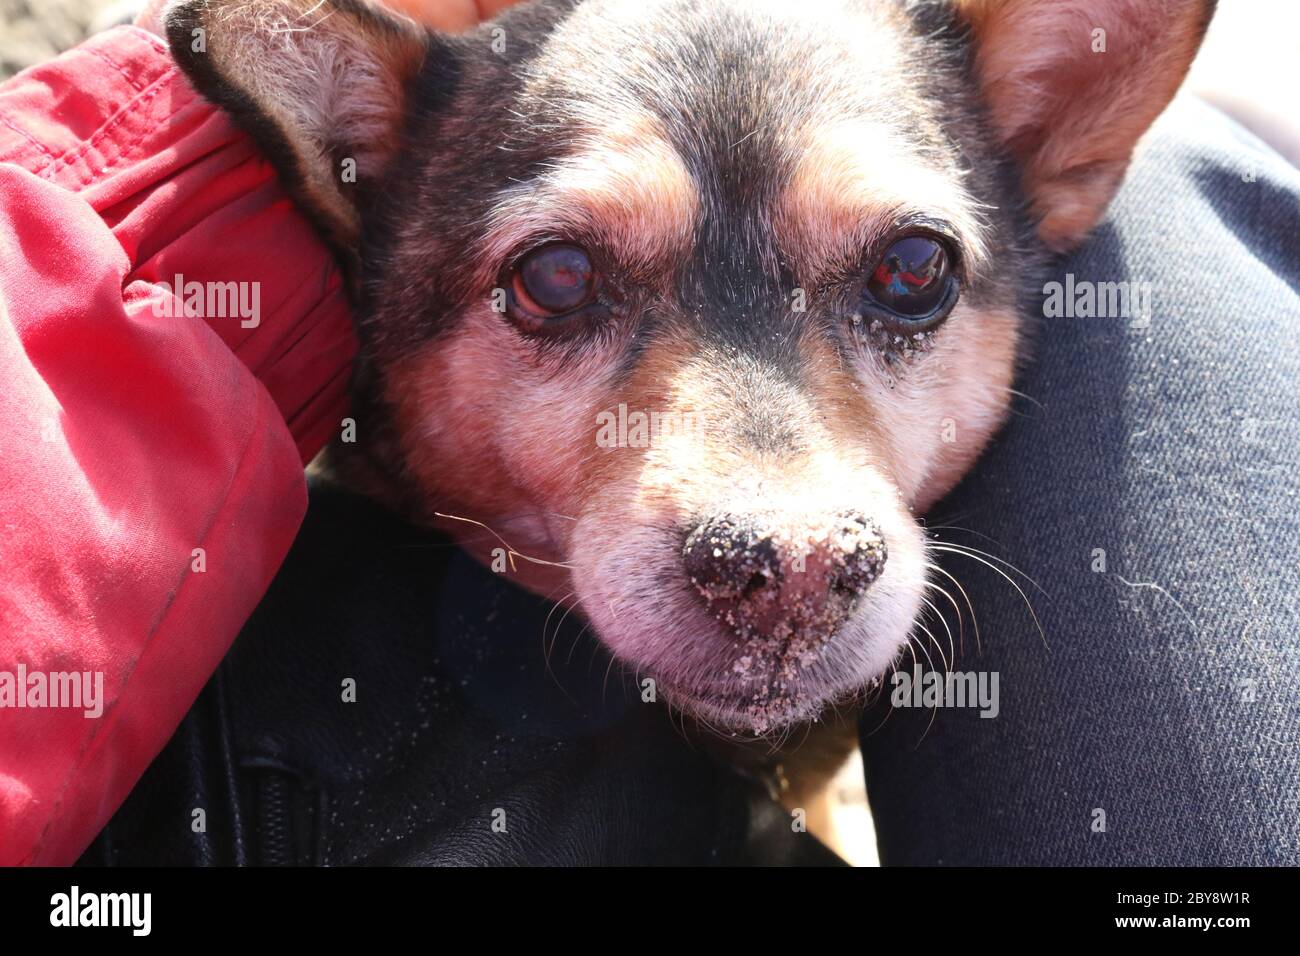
{"left": 0, "top": 26, "right": 356, "bottom": 865}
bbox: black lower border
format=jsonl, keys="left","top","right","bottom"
{"left": 0, "top": 865, "right": 1286, "bottom": 939}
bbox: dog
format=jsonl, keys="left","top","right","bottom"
{"left": 165, "top": 0, "right": 1214, "bottom": 761}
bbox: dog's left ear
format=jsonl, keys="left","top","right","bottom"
{"left": 166, "top": 0, "right": 432, "bottom": 267}
{"left": 959, "top": 0, "right": 1216, "bottom": 251}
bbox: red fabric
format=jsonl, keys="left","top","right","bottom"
{"left": 0, "top": 26, "right": 356, "bottom": 864}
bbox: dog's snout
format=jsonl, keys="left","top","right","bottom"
{"left": 683, "top": 515, "right": 781, "bottom": 599}
{"left": 831, "top": 513, "right": 890, "bottom": 596}
{"left": 682, "top": 511, "right": 887, "bottom": 642}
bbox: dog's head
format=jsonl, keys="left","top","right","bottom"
{"left": 170, "top": 0, "right": 1213, "bottom": 733}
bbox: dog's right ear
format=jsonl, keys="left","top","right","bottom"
{"left": 166, "top": 0, "right": 431, "bottom": 266}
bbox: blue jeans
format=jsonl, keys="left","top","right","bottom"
{"left": 860, "top": 98, "right": 1300, "bottom": 866}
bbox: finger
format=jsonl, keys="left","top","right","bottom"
{"left": 379, "top": 0, "right": 525, "bottom": 31}
{"left": 379, "top": 0, "right": 482, "bottom": 32}
{"left": 475, "top": 0, "right": 524, "bottom": 18}
{"left": 133, "top": 0, "right": 171, "bottom": 35}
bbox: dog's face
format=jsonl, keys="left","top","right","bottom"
{"left": 171, "top": 0, "right": 1213, "bottom": 733}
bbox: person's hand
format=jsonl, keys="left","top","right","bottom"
{"left": 135, "top": 0, "right": 523, "bottom": 38}
{"left": 381, "top": 0, "right": 522, "bottom": 31}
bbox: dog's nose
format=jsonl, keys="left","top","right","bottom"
{"left": 682, "top": 511, "right": 887, "bottom": 641}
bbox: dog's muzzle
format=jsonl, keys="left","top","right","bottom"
{"left": 682, "top": 511, "right": 887, "bottom": 644}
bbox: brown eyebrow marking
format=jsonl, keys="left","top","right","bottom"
{"left": 472, "top": 112, "right": 700, "bottom": 290}
{"left": 774, "top": 119, "right": 991, "bottom": 288}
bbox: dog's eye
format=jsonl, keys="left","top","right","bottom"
{"left": 863, "top": 235, "right": 957, "bottom": 328}
{"left": 508, "top": 244, "right": 598, "bottom": 328}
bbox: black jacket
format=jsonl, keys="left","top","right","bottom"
{"left": 80, "top": 483, "right": 839, "bottom": 866}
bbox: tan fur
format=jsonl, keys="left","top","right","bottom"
{"left": 381, "top": 297, "right": 626, "bottom": 595}
{"left": 838, "top": 301, "right": 1022, "bottom": 514}
{"left": 475, "top": 113, "right": 699, "bottom": 292}
{"left": 770, "top": 115, "right": 1019, "bottom": 510}
{"left": 775, "top": 119, "right": 991, "bottom": 287}
{"left": 959, "top": 0, "right": 1212, "bottom": 250}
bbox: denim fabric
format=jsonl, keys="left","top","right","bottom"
{"left": 861, "top": 98, "right": 1300, "bottom": 866}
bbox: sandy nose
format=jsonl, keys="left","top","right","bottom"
{"left": 681, "top": 511, "right": 887, "bottom": 641}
